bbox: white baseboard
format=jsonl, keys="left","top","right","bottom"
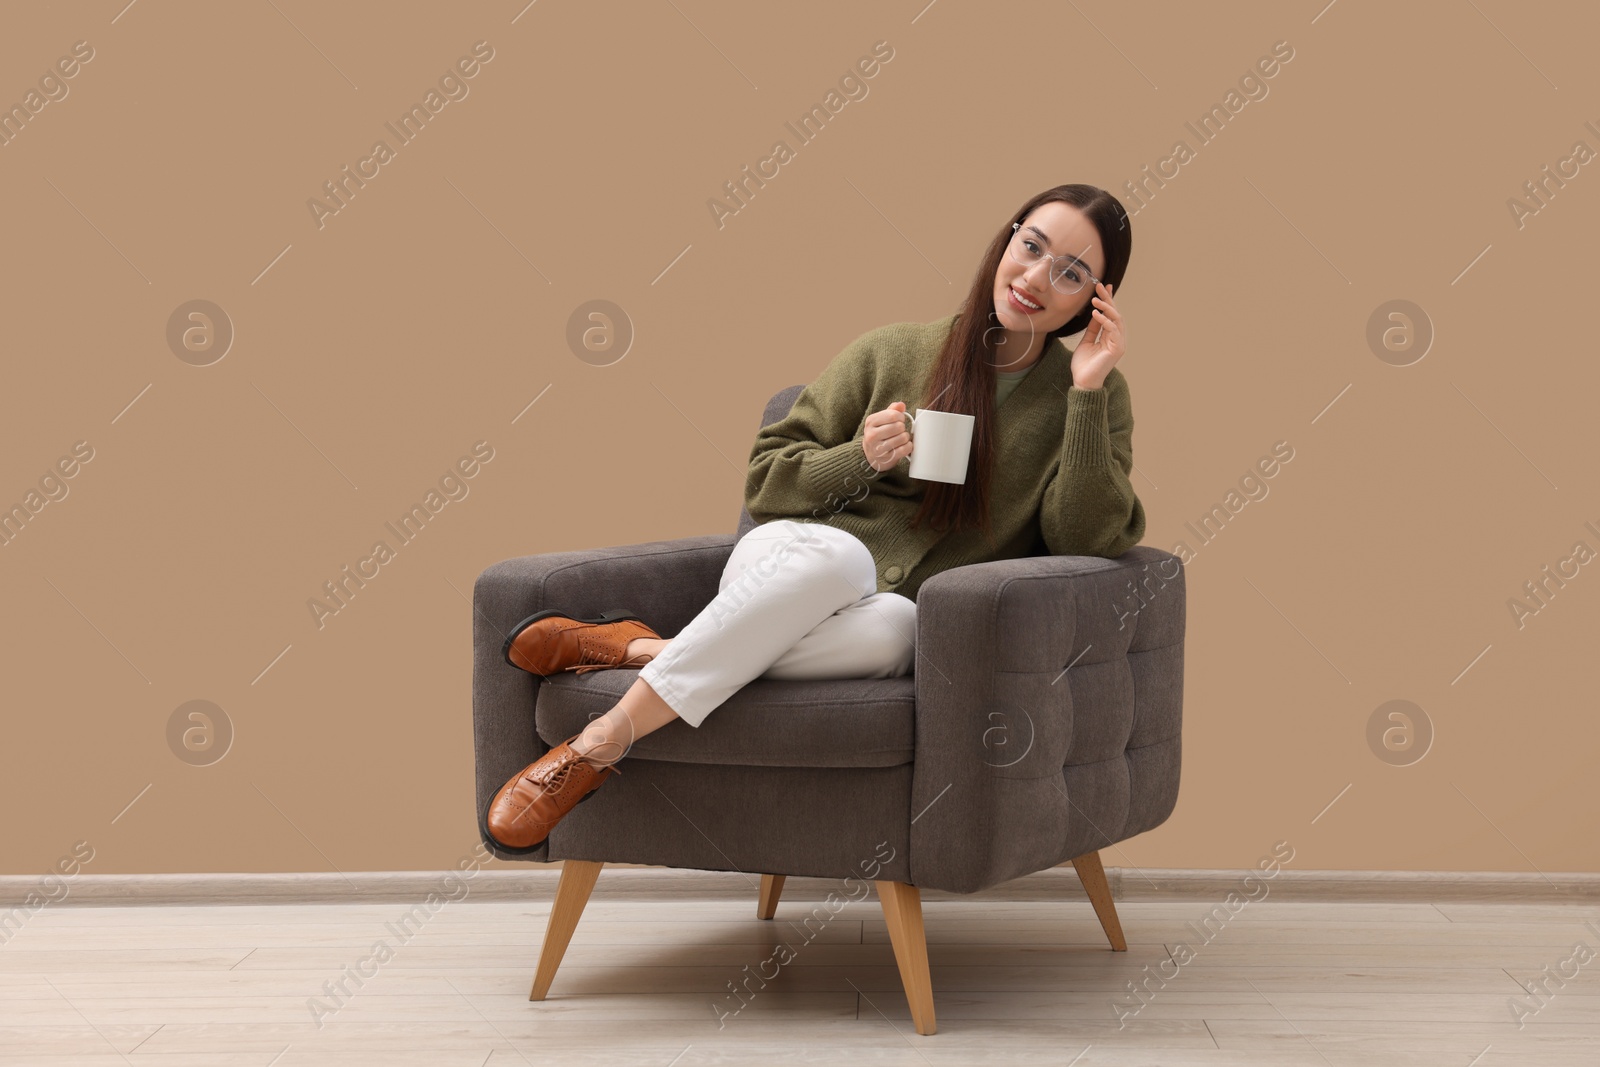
{"left": 4, "top": 864, "right": 1597, "bottom": 908}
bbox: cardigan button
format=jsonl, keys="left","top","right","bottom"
{"left": 885, "top": 565, "right": 903, "bottom": 583}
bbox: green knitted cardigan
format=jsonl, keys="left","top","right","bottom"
{"left": 743, "top": 312, "right": 1145, "bottom": 602}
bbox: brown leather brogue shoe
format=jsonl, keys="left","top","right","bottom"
{"left": 502, "top": 608, "right": 662, "bottom": 676}
{"left": 483, "top": 734, "right": 615, "bottom": 852}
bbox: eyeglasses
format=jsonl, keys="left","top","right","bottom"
{"left": 1009, "top": 222, "right": 1102, "bottom": 296}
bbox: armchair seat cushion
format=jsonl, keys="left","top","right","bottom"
{"left": 534, "top": 671, "right": 916, "bottom": 769}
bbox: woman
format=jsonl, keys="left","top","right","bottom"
{"left": 485, "top": 183, "right": 1142, "bottom": 851}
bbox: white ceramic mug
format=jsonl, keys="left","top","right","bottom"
{"left": 899, "top": 408, "right": 975, "bottom": 484}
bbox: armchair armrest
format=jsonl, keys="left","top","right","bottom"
{"left": 908, "top": 547, "right": 1186, "bottom": 893}
{"left": 471, "top": 533, "right": 737, "bottom": 858}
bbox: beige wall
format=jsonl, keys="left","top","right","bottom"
{"left": 3, "top": 2, "right": 1596, "bottom": 879}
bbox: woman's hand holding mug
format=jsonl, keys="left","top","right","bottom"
{"left": 863, "top": 401, "right": 913, "bottom": 472}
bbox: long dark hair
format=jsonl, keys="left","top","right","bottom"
{"left": 909, "top": 184, "right": 1133, "bottom": 539}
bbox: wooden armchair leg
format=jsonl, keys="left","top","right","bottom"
{"left": 757, "top": 873, "right": 785, "bottom": 919}
{"left": 529, "top": 859, "right": 605, "bottom": 1000}
{"left": 875, "top": 880, "right": 937, "bottom": 1036}
{"left": 1071, "top": 850, "right": 1127, "bottom": 951}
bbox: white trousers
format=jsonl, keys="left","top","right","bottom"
{"left": 637, "top": 520, "right": 917, "bottom": 728}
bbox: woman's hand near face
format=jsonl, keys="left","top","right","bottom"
{"left": 863, "top": 401, "right": 913, "bottom": 472}
{"left": 1071, "top": 281, "right": 1125, "bottom": 390}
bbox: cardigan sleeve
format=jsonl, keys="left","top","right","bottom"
{"left": 1039, "top": 368, "right": 1146, "bottom": 557}
{"left": 744, "top": 328, "right": 880, "bottom": 524}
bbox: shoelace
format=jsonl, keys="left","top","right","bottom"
{"left": 564, "top": 649, "right": 654, "bottom": 675}
{"left": 506, "top": 748, "right": 621, "bottom": 830}
{"left": 524, "top": 749, "right": 623, "bottom": 793}
{"left": 523, "top": 758, "right": 575, "bottom": 793}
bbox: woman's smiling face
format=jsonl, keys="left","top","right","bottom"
{"left": 992, "top": 202, "right": 1106, "bottom": 337}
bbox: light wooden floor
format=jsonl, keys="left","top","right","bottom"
{"left": 3, "top": 892, "right": 1599, "bottom": 1065}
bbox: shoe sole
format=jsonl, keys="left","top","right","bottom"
{"left": 500, "top": 607, "right": 643, "bottom": 674}
{"left": 480, "top": 772, "right": 609, "bottom": 855}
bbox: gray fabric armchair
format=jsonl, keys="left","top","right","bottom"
{"left": 471, "top": 384, "right": 1186, "bottom": 1034}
